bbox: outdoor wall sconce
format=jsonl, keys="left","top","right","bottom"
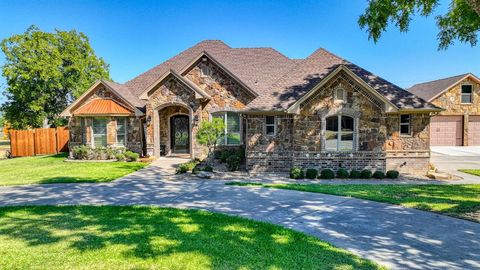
{"left": 146, "top": 116, "right": 152, "bottom": 126}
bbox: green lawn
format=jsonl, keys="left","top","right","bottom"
{"left": 0, "top": 206, "right": 384, "bottom": 270}
{"left": 0, "top": 154, "right": 146, "bottom": 186}
{"left": 459, "top": 169, "right": 480, "bottom": 177}
{"left": 227, "top": 182, "right": 480, "bottom": 222}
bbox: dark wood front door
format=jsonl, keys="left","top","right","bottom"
{"left": 170, "top": 115, "right": 190, "bottom": 154}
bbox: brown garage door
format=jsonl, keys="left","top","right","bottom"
{"left": 430, "top": 116, "right": 463, "bottom": 146}
{"left": 468, "top": 116, "right": 480, "bottom": 146}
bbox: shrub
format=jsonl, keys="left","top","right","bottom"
{"left": 305, "top": 168, "right": 318, "bottom": 179}
{"left": 226, "top": 154, "right": 241, "bottom": 171}
{"left": 336, "top": 168, "right": 349, "bottom": 178}
{"left": 386, "top": 170, "right": 400, "bottom": 179}
{"left": 289, "top": 167, "right": 304, "bottom": 179}
{"left": 360, "top": 169, "right": 373, "bottom": 179}
{"left": 320, "top": 169, "right": 335, "bottom": 179}
{"left": 176, "top": 159, "right": 200, "bottom": 174}
{"left": 115, "top": 153, "right": 125, "bottom": 161}
{"left": 203, "top": 165, "right": 214, "bottom": 172}
{"left": 124, "top": 151, "right": 139, "bottom": 162}
{"left": 72, "top": 145, "right": 90, "bottom": 160}
{"left": 349, "top": 170, "right": 361, "bottom": 179}
{"left": 373, "top": 171, "right": 385, "bottom": 179}
{"left": 192, "top": 164, "right": 214, "bottom": 174}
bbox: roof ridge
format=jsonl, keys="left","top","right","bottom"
{"left": 409, "top": 73, "right": 470, "bottom": 88}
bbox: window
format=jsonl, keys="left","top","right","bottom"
{"left": 116, "top": 118, "right": 127, "bottom": 146}
{"left": 92, "top": 118, "right": 107, "bottom": 147}
{"left": 334, "top": 88, "right": 346, "bottom": 102}
{"left": 212, "top": 112, "right": 241, "bottom": 145}
{"left": 265, "top": 116, "right": 276, "bottom": 136}
{"left": 400, "top": 114, "right": 411, "bottom": 136}
{"left": 461, "top": 85, "right": 473, "bottom": 104}
{"left": 325, "top": 115, "right": 354, "bottom": 151}
{"left": 200, "top": 64, "right": 212, "bottom": 77}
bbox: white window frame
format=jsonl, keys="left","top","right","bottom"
{"left": 461, "top": 84, "right": 473, "bottom": 104}
{"left": 91, "top": 117, "right": 108, "bottom": 148}
{"left": 265, "top": 116, "right": 276, "bottom": 136}
{"left": 211, "top": 111, "right": 242, "bottom": 145}
{"left": 334, "top": 87, "right": 346, "bottom": 103}
{"left": 399, "top": 114, "right": 411, "bottom": 136}
{"left": 115, "top": 117, "right": 127, "bottom": 147}
{"left": 325, "top": 114, "right": 355, "bottom": 152}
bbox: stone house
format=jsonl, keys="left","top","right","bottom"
{"left": 61, "top": 40, "right": 441, "bottom": 174}
{"left": 409, "top": 73, "right": 480, "bottom": 146}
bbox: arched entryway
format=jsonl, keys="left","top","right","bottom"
{"left": 170, "top": 114, "right": 190, "bottom": 154}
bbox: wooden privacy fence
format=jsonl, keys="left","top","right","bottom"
{"left": 10, "top": 127, "right": 69, "bottom": 157}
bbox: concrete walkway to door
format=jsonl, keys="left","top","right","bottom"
{"left": 0, "top": 164, "right": 479, "bottom": 270}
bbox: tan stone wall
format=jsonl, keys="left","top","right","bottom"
{"left": 431, "top": 77, "right": 480, "bottom": 145}
{"left": 145, "top": 58, "right": 255, "bottom": 158}
{"left": 384, "top": 113, "right": 430, "bottom": 151}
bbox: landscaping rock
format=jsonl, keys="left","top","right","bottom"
{"left": 197, "top": 171, "right": 214, "bottom": 179}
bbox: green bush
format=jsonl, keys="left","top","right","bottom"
{"left": 386, "top": 170, "right": 400, "bottom": 179}
{"left": 336, "top": 168, "right": 349, "bottom": 178}
{"left": 72, "top": 145, "right": 90, "bottom": 160}
{"left": 226, "top": 154, "right": 241, "bottom": 171}
{"left": 320, "top": 169, "right": 335, "bottom": 179}
{"left": 192, "top": 164, "right": 214, "bottom": 174}
{"left": 71, "top": 145, "right": 129, "bottom": 161}
{"left": 349, "top": 170, "right": 361, "bottom": 179}
{"left": 373, "top": 171, "right": 385, "bottom": 179}
{"left": 203, "top": 165, "right": 214, "bottom": 172}
{"left": 124, "top": 151, "right": 139, "bottom": 162}
{"left": 219, "top": 150, "right": 232, "bottom": 163}
{"left": 305, "top": 168, "right": 318, "bottom": 179}
{"left": 176, "top": 159, "right": 200, "bottom": 174}
{"left": 360, "top": 169, "right": 373, "bottom": 179}
{"left": 289, "top": 167, "right": 304, "bottom": 179}
{"left": 115, "top": 153, "right": 125, "bottom": 161}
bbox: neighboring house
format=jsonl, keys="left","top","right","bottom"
{"left": 61, "top": 40, "right": 440, "bottom": 174}
{"left": 409, "top": 73, "right": 480, "bottom": 146}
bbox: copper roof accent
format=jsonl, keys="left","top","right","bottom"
{"left": 73, "top": 98, "right": 134, "bottom": 115}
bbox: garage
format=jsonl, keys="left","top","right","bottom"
{"left": 430, "top": 116, "right": 463, "bottom": 146}
{"left": 468, "top": 116, "right": 480, "bottom": 146}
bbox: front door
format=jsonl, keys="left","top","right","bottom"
{"left": 170, "top": 115, "right": 190, "bottom": 154}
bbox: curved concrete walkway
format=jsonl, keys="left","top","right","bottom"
{"left": 0, "top": 165, "right": 479, "bottom": 270}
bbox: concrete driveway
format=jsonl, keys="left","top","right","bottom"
{"left": 0, "top": 164, "right": 479, "bottom": 270}
{"left": 431, "top": 146, "right": 480, "bottom": 183}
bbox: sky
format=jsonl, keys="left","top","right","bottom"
{"left": 0, "top": 0, "right": 479, "bottom": 104}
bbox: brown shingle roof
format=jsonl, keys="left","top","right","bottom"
{"left": 407, "top": 73, "right": 471, "bottom": 101}
{"left": 97, "top": 40, "right": 438, "bottom": 112}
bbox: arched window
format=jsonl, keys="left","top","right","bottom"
{"left": 325, "top": 115, "right": 354, "bottom": 151}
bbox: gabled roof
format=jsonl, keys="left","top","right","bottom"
{"left": 139, "top": 69, "right": 211, "bottom": 100}
{"left": 73, "top": 99, "right": 134, "bottom": 116}
{"left": 64, "top": 40, "right": 439, "bottom": 115}
{"left": 408, "top": 73, "right": 480, "bottom": 102}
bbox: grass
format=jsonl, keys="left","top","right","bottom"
{"left": 0, "top": 153, "right": 146, "bottom": 186}
{"left": 0, "top": 206, "right": 384, "bottom": 270}
{"left": 459, "top": 169, "right": 480, "bottom": 177}
{"left": 226, "top": 182, "right": 480, "bottom": 222}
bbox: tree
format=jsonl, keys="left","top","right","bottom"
{"left": 196, "top": 118, "right": 225, "bottom": 165}
{"left": 359, "top": 0, "right": 480, "bottom": 49}
{"left": 1, "top": 25, "right": 110, "bottom": 129}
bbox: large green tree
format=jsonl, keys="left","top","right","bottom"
{"left": 1, "top": 25, "right": 109, "bottom": 128}
{"left": 359, "top": 0, "right": 480, "bottom": 49}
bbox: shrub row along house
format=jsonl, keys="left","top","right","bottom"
{"left": 61, "top": 40, "right": 442, "bottom": 174}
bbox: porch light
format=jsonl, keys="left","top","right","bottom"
{"left": 146, "top": 116, "right": 152, "bottom": 126}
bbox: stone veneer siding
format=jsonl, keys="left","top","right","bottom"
{"left": 430, "top": 77, "right": 480, "bottom": 146}
{"left": 245, "top": 72, "right": 431, "bottom": 175}
{"left": 145, "top": 58, "right": 255, "bottom": 158}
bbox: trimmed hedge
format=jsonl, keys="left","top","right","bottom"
{"left": 226, "top": 154, "right": 241, "bottom": 171}
{"left": 336, "top": 168, "right": 349, "bottom": 178}
{"left": 373, "top": 171, "right": 385, "bottom": 179}
{"left": 320, "top": 169, "right": 335, "bottom": 179}
{"left": 349, "top": 170, "right": 361, "bottom": 179}
{"left": 290, "top": 167, "right": 304, "bottom": 179}
{"left": 360, "top": 169, "right": 373, "bottom": 179}
{"left": 305, "top": 169, "right": 318, "bottom": 179}
{"left": 386, "top": 170, "right": 400, "bottom": 179}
